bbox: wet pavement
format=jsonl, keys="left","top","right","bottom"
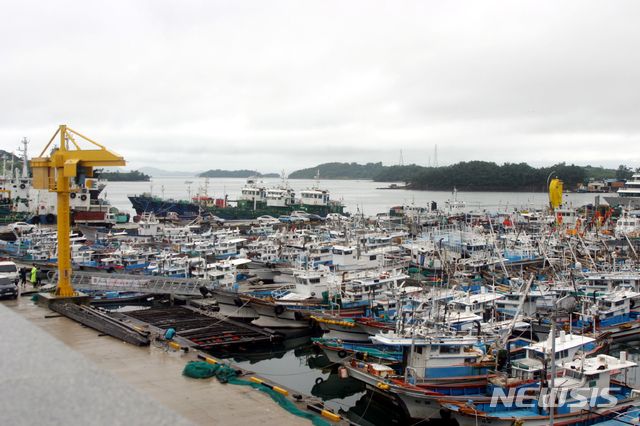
{"left": 2, "top": 284, "right": 336, "bottom": 425}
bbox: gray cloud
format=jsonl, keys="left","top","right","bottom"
{"left": 2, "top": 1, "right": 640, "bottom": 173}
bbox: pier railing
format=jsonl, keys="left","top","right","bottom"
{"left": 52, "top": 271, "right": 215, "bottom": 296}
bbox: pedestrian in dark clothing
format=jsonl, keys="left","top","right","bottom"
{"left": 35, "top": 268, "right": 42, "bottom": 287}
{"left": 19, "top": 267, "right": 27, "bottom": 287}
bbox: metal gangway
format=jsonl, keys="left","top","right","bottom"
{"left": 52, "top": 271, "right": 215, "bottom": 296}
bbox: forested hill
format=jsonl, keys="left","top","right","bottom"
{"left": 199, "top": 169, "right": 279, "bottom": 178}
{"left": 289, "top": 162, "right": 386, "bottom": 179}
{"left": 286, "top": 161, "right": 629, "bottom": 191}
{"left": 100, "top": 170, "right": 151, "bottom": 181}
{"left": 409, "top": 162, "right": 586, "bottom": 191}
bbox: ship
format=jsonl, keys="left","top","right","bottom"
{"left": 604, "top": 172, "right": 640, "bottom": 209}
{"left": 1, "top": 138, "right": 128, "bottom": 226}
{"left": 0, "top": 138, "right": 32, "bottom": 223}
{"left": 128, "top": 172, "right": 346, "bottom": 220}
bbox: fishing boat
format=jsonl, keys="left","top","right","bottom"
{"left": 439, "top": 351, "right": 640, "bottom": 426}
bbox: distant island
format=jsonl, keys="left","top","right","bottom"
{"left": 199, "top": 169, "right": 279, "bottom": 178}
{"left": 289, "top": 162, "right": 386, "bottom": 179}
{"left": 100, "top": 170, "right": 151, "bottom": 181}
{"left": 288, "top": 161, "right": 634, "bottom": 192}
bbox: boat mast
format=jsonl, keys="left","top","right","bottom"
{"left": 549, "top": 310, "right": 557, "bottom": 425}
{"left": 18, "top": 137, "right": 29, "bottom": 178}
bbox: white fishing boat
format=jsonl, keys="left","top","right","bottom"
{"left": 441, "top": 351, "right": 640, "bottom": 426}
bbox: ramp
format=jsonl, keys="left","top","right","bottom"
{"left": 60, "top": 271, "right": 214, "bottom": 296}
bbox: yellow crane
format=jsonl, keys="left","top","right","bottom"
{"left": 30, "top": 125, "right": 126, "bottom": 297}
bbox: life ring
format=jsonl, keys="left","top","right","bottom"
{"left": 355, "top": 351, "right": 364, "bottom": 360}
{"left": 294, "top": 311, "right": 303, "bottom": 321}
{"left": 315, "top": 377, "right": 324, "bottom": 385}
{"left": 20, "top": 184, "right": 26, "bottom": 189}
{"left": 308, "top": 317, "right": 317, "bottom": 329}
{"left": 338, "top": 349, "right": 347, "bottom": 358}
{"left": 233, "top": 297, "right": 243, "bottom": 307}
{"left": 32, "top": 216, "right": 41, "bottom": 224}
{"left": 80, "top": 194, "right": 87, "bottom": 201}
{"left": 45, "top": 214, "right": 55, "bottom": 224}
{"left": 70, "top": 193, "right": 77, "bottom": 199}
{"left": 274, "top": 305, "right": 285, "bottom": 316}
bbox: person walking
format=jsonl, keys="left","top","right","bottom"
{"left": 30, "top": 266, "right": 37, "bottom": 287}
{"left": 19, "top": 267, "right": 27, "bottom": 287}
{"left": 35, "top": 268, "right": 42, "bottom": 287}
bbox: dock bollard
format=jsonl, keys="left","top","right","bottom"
{"left": 306, "top": 403, "right": 341, "bottom": 422}
{"left": 196, "top": 354, "right": 217, "bottom": 365}
{"left": 249, "top": 377, "right": 289, "bottom": 396}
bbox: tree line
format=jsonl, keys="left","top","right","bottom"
{"left": 408, "top": 161, "right": 588, "bottom": 191}
{"left": 100, "top": 170, "right": 151, "bottom": 181}
{"left": 289, "top": 162, "right": 386, "bottom": 179}
{"left": 284, "top": 161, "right": 636, "bottom": 191}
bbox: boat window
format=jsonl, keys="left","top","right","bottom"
{"left": 430, "top": 345, "right": 438, "bottom": 352}
{"left": 530, "top": 350, "right": 545, "bottom": 362}
{"left": 309, "top": 278, "right": 320, "bottom": 284}
{"left": 415, "top": 346, "right": 423, "bottom": 354}
{"left": 440, "top": 346, "right": 460, "bottom": 354}
{"left": 370, "top": 255, "right": 377, "bottom": 261}
{"left": 554, "top": 350, "right": 568, "bottom": 359}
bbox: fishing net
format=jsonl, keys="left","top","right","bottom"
{"left": 182, "top": 362, "right": 332, "bottom": 426}
{"left": 30, "top": 290, "right": 53, "bottom": 302}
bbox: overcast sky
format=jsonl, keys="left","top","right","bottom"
{"left": 3, "top": 1, "right": 639, "bottom": 175}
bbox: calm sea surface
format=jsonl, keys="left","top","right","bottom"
{"left": 105, "top": 177, "right": 618, "bottom": 425}
{"left": 104, "top": 176, "right": 603, "bottom": 217}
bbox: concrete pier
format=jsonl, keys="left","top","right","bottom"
{"left": 2, "top": 286, "right": 346, "bottom": 425}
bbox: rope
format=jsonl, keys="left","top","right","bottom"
{"left": 353, "top": 389, "right": 375, "bottom": 425}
